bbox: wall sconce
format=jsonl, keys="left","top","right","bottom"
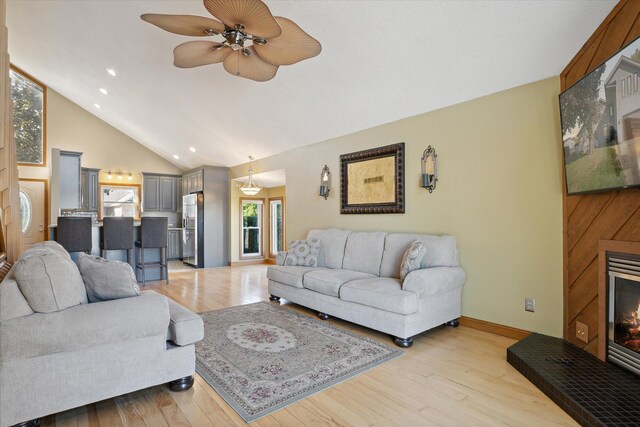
{"left": 421, "top": 146, "right": 438, "bottom": 193}
{"left": 107, "top": 170, "right": 113, "bottom": 179}
{"left": 319, "top": 165, "right": 330, "bottom": 199}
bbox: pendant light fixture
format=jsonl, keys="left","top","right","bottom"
{"left": 239, "top": 156, "right": 262, "bottom": 196}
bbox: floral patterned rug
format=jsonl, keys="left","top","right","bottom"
{"left": 195, "top": 302, "right": 404, "bottom": 422}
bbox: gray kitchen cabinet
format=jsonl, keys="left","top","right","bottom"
{"left": 143, "top": 175, "right": 160, "bottom": 211}
{"left": 167, "top": 229, "right": 182, "bottom": 259}
{"left": 159, "top": 177, "right": 176, "bottom": 211}
{"left": 81, "top": 168, "right": 100, "bottom": 211}
{"left": 182, "top": 169, "right": 204, "bottom": 194}
{"left": 80, "top": 169, "right": 88, "bottom": 210}
{"left": 143, "top": 173, "right": 182, "bottom": 212}
{"left": 176, "top": 178, "right": 183, "bottom": 212}
{"left": 59, "top": 151, "right": 82, "bottom": 209}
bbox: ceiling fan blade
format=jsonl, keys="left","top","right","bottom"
{"left": 203, "top": 0, "right": 282, "bottom": 39}
{"left": 223, "top": 46, "right": 278, "bottom": 82}
{"left": 173, "top": 41, "right": 233, "bottom": 68}
{"left": 141, "top": 14, "right": 225, "bottom": 37}
{"left": 254, "top": 17, "right": 321, "bottom": 66}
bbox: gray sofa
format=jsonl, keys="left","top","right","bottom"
{"left": 0, "top": 242, "right": 203, "bottom": 427}
{"left": 267, "top": 229, "right": 466, "bottom": 347}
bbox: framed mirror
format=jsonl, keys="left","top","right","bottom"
{"left": 99, "top": 183, "right": 141, "bottom": 220}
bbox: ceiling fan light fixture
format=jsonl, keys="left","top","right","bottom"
{"left": 143, "top": 0, "right": 320, "bottom": 82}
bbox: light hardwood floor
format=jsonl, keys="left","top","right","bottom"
{"left": 42, "top": 265, "right": 577, "bottom": 426}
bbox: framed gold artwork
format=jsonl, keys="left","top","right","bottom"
{"left": 340, "top": 143, "right": 405, "bottom": 214}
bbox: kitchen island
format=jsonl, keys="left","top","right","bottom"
{"left": 49, "top": 222, "right": 184, "bottom": 282}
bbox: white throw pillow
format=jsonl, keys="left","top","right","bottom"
{"left": 400, "top": 240, "right": 426, "bottom": 284}
{"left": 284, "top": 238, "right": 320, "bottom": 267}
{"left": 77, "top": 253, "right": 140, "bottom": 303}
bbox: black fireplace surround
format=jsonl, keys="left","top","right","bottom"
{"left": 608, "top": 254, "right": 640, "bottom": 375}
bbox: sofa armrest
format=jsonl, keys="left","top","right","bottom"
{"left": 0, "top": 292, "right": 169, "bottom": 362}
{"left": 402, "top": 267, "right": 466, "bottom": 298}
{"left": 165, "top": 295, "right": 204, "bottom": 346}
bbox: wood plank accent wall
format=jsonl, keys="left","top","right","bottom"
{"left": 562, "top": 0, "right": 640, "bottom": 355}
{"left": 0, "top": 0, "right": 24, "bottom": 262}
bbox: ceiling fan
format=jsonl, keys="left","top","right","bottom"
{"left": 141, "top": 0, "right": 321, "bottom": 82}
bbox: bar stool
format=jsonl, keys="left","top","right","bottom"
{"left": 56, "top": 217, "right": 92, "bottom": 254}
{"left": 101, "top": 217, "right": 134, "bottom": 266}
{"left": 135, "top": 217, "right": 168, "bottom": 285}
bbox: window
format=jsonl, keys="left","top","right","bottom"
{"left": 241, "top": 199, "right": 263, "bottom": 258}
{"left": 269, "top": 198, "right": 284, "bottom": 257}
{"left": 100, "top": 184, "right": 141, "bottom": 219}
{"left": 10, "top": 67, "right": 46, "bottom": 166}
{"left": 19, "top": 190, "right": 31, "bottom": 233}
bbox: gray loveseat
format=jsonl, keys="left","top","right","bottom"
{"left": 267, "top": 229, "right": 466, "bottom": 347}
{"left": 0, "top": 242, "right": 203, "bottom": 427}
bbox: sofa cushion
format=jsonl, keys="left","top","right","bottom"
{"left": 0, "top": 277, "right": 34, "bottom": 322}
{"left": 284, "top": 238, "right": 320, "bottom": 267}
{"left": 340, "top": 277, "right": 418, "bottom": 315}
{"left": 303, "top": 269, "right": 375, "bottom": 297}
{"left": 380, "top": 234, "right": 459, "bottom": 278}
{"left": 267, "top": 265, "right": 324, "bottom": 288}
{"left": 77, "top": 253, "right": 140, "bottom": 303}
{"left": 14, "top": 252, "right": 88, "bottom": 313}
{"left": 307, "top": 229, "right": 352, "bottom": 269}
{"left": 343, "top": 231, "right": 387, "bottom": 275}
{"left": 400, "top": 241, "right": 427, "bottom": 282}
{"left": 163, "top": 293, "right": 204, "bottom": 346}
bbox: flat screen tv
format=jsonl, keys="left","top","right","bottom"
{"left": 561, "top": 35, "right": 640, "bottom": 195}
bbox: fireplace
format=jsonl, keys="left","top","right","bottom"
{"left": 607, "top": 255, "right": 640, "bottom": 375}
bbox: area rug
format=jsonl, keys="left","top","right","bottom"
{"left": 195, "top": 302, "right": 403, "bottom": 422}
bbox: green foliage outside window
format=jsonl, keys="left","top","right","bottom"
{"left": 10, "top": 69, "right": 44, "bottom": 165}
{"left": 242, "top": 202, "right": 261, "bottom": 254}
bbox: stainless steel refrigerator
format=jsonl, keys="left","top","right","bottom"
{"left": 182, "top": 192, "right": 204, "bottom": 268}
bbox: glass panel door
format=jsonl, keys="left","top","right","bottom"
{"left": 270, "top": 199, "right": 283, "bottom": 256}
{"left": 241, "top": 200, "right": 263, "bottom": 257}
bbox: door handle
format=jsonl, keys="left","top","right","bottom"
{"left": 39, "top": 224, "right": 43, "bottom": 232}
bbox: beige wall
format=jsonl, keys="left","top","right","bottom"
{"left": 18, "top": 88, "right": 182, "bottom": 184}
{"left": 17, "top": 87, "right": 182, "bottom": 223}
{"left": 231, "top": 184, "right": 286, "bottom": 263}
{"left": 230, "top": 77, "right": 563, "bottom": 336}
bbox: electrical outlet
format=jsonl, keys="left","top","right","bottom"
{"left": 525, "top": 297, "right": 535, "bottom": 312}
{"left": 576, "top": 321, "right": 589, "bottom": 344}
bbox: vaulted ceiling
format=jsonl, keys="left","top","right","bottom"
{"left": 7, "top": 1, "right": 615, "bottom": 169}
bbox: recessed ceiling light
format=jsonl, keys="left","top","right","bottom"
{"left": 93, "top": 103, "right": 101, "bottom": 109}
{"left": 106, "top": 68, "right": 117, "bottom": 77}
{"left": 189, "top": 147, "right": 196, "bottom": 152}
{"left": 99, "top": 88, "right": 108, "bottom": 95}
{"left": 173, "top": 154, "right": 180, "bottom": 160}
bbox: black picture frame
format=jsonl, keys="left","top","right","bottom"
{"left": 340, "top": 143, "right": 405, "bottom": 214}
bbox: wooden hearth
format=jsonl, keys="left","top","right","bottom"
{"left": 597, "top": 239, "right": 640, "bottom": 361}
